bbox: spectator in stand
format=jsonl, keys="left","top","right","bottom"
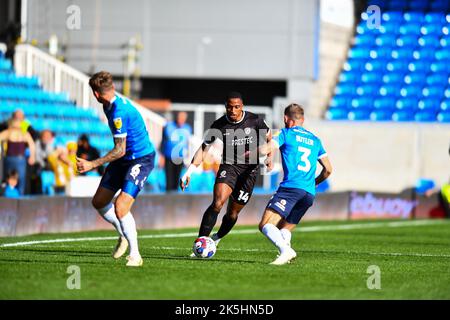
{"left": 76, "top": 134, "right": 103, "bottom": 175}
{"left": 0, "top": 109, "right": 38, "bottom": 140}
{"left": 161, "top": 111, "right": 192, "bottom": 191}
{"left": 47, "top": 140, "right": 78, "bottom": 195}
{"left": 0, "top": 118, "right": 35, "bottom": 195}
{"left": 31, "top": 129, "right": 56, "bottom": 194}
{"left": 0, "top": 169, "right": 20, "bottom": 198}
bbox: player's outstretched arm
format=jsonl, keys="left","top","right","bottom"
{"left": 179, "top": 143, "right": 211, "bottom": 191}
{"left": 76, "top": 137, "right": 126, "bottom": 173}
{"left": 315, "top": 156, "right": 332, "bottom": 186}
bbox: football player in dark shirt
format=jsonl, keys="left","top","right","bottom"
{"left": 180, "top": 92, "right": 272, "bottom": 253}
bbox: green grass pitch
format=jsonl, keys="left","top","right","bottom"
{"left": 1, "top": 219, "right": 449, "bottom": 299}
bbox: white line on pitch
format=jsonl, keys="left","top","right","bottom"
{"left": 0, "top": 219, "right": 446, "bottom": 248}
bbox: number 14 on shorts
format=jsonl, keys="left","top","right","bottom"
{"left": 238, "top": 190, "right": 249, "bottom": 203}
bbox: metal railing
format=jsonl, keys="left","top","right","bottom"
{"left": 13, "top": 44, "right": 166, "bottom": 147}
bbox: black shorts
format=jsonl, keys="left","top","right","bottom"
{"left": 215, "top": 164, "right": 258, "bottom": 205}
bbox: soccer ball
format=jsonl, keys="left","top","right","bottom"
{"left": 192, "top": 236, "right": 216, "bottom": 258}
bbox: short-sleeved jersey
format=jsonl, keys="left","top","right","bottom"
{"left": 276, "top": 126, "right": 327, "bottom": 195}
{"left": 104, "top": 95, "right": 155, "bottom": 160}
{"left": 203, "top": 111, "right": 270, "bottom": 165}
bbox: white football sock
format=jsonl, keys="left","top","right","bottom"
{"left": 119, "top": 212, "right": 140, "bottom": 258}
{"left": 261, "top": 224, "right": 289, "bottom": 254}
{"left": 280, "top": 229, "right": 292, "bottom": 247}
{"left": 97, "top": 204, "right": 124, "bottom": 237}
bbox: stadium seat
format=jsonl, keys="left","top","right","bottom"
{"left": 351, "top": 97, "right": 373, "bottom": 108}
{"left": 325, "top": 108, "right": 349, "bottom": 120}
{"left": 404, "top": 12, "right": 425, "bottom": 23}
{"left": 379, "top": 85, "right": 399, "bottom": 97}
{"left": 348, "top": 109, "right": 371, "bottom": 120}
{"left": 392, "top": 110, "right": 415, "bottom": 121}
{"left": 396, "top": 98, "right": 419, "bottom": 110}
{"left": 371, "top": 109, "right": 394, "bottom": 121}
{"left": 374, "top": 97, "right": 396, "bottom": 109}
{"left": 418, "top": 99, "right": 441, "bottom": 111}
{"left": 437, "top": 111, "right": 450, "bottom": 122}
{"left": 415, "top": 111, "right": 437, "bottom": 122}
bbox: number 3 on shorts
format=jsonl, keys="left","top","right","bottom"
{"left": 297, "top": 146, "right": 311, "bottom": 172}
{"left": 238, "top": 190, "right": 249, "bottom": 203}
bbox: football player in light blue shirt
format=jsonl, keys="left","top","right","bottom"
{"left": 76, "top": 71, "right": 156, "bottom": 267}
{"left": 258, "top": 104, "right": 332, "bottom": 265}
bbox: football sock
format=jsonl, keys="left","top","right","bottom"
{"left": 217, "top": 214, "right": 238, "bottom": 239}
{"left": 198, "top": 205, "right": 219, "bottom": 237}
{"left": 280, "top": 228, "right": 292, "bottom": 247}
{"left": 261, "top": 224, "right": 289, "bottom": 254}
{"left": 97, "top": 204, "right": 124, "bottom": 237}
{"left": 119, "top": 212, "right": 139, "bottom": 257}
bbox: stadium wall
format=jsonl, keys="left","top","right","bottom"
{"left": 307, "top": 120, "right": 450, "bottom": 193}
{"left": 0, "top": 192, "right": 442, "bottom": 237}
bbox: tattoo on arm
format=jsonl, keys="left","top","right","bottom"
{"left": 92, "top": 137, "right": 126, "bottom": 168}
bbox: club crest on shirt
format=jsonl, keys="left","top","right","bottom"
{"left": 113, "top": 117, "right": 122, "bottom": 130}
{"left": 244, "top": 127, "right": 251, "bottom": 135}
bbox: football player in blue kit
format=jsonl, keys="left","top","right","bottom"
{"left": 259, "top": 104, "right": 332, "bottom": 265}
{"left": 76, "top": 71, "right": 156, "bottom": 267}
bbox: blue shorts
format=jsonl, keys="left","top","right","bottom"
{"left": 266, "top": 186, "right": 314, "bottom": 224}
{"left": 99, "top": 152, "right": 155, "bottom": 198}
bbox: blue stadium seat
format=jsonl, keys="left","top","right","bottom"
{"left": 339, "top": 72, "right": 360, "bottom": 83}
{"left": 382, "top": 12, "right": 403, "bottom": 23}
{"left": 435, "top": 49, "right": 450, "bottom": 61}
{"left": 413, "top": 48, "right": 435, "bottom": 60}
{"left": 374, "top": 97, "right": 396, "bottom": 109}
{"left": 343, "top": 59, "right": 366, "bottom": 72}
{"left": 396, "top": 98, "right": 419, "bottom": 110}
{"left": 418, "top": 99, "right": 441, "bottom": 111}
{"left": 422, "top": 86, "right": 445, "bottom": 98}
{"left": 376, "top": 34, "right": 397, "bottom": 46}
{"left": 391, "top": 48, "right": 413, "bottom": 62}
{"left": 357, "top": 84, "right": 379, "bottom": 96}
{"left": 404, "top": 12, "right": 424, "bottom": 23}
{"left": 408, "top": 61, "right": 431, "bottom": 72}
{"left": 379, "top": 85, "right": 399, "bottom": 97}
{"left": 386, "top": 61, "right": 408, "bottom": 72}
{"left": 326, "top": 108, "right": 349, "bottom": 120}
{"left": 441, "top": 100, "right": 450, "bottom": 111}
{"left": 399, "top": 23, "right": 422, "bottom": 35}
{"left": 430, "top": 61, "right": 450, "bottom": 73}
{"left": 383, "top": 71, "right": 405, "bottom": 85}
{"left": 392, "top": 110, "right": 415, "bottom": 121}
{"left": 400, "top": 85, "right": 424, "bottom": 98}
{"left": 421, "top": 23, "right": 445, "bottom": 36}
{"left": 365, "top": 61, "right": 387, "bottom": 72}
{"left": 379, "top": 23, "right": 400, "bottom": 35}
{"left": 396, "top": 35, "right": 418, "bottom": 47}
{"left": 426, "top": 73, "right": 449, "bottom": 86}
{"left": 415, "top": 111, "right": 437, "bottom": 122}
{"left": 418, "top": 36, "right": 440, "bottom": 48}
{"left": 355, "top": 35, "right": 374, "bottom": 46}
{"left": 362, "top": 72, "right": 383, "bottom": 83}
{"left": 330, "top": 96, "right": 350, "bottom": 108}
{"left": 335, "top": 84, "right": 356, "bottom": 95}
{"left": 371, "top": 109, "right": 394, "bottom": 121}
{"left": 425, "top": 13, "right": 446, "bottom": 24}
{"left": 348, "top": 109, "right": 371, "bottom": 120}
{"left": 349, "top": 47, "right": 372, "bottom": 59}
{"left": 404, "top": 73, "right": 427, "bottom": 85}
{"left": 437, "top": 111, "right": 450, "bottom": 122}
{"left": 351, "top": 97, "right": 373, "bottom": 108}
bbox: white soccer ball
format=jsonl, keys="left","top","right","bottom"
{"left": 192, "top": 236, "right": 216, "bottom": 258}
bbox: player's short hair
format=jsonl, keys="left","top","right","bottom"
{"left": 226, "top": 91, "right": 243, "bottom": 103}
{"left": 284, "top": 103, "right": 304, "bottom": 120}
{"left": 89, "top": 71, "right": 114, "bottom": 93}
